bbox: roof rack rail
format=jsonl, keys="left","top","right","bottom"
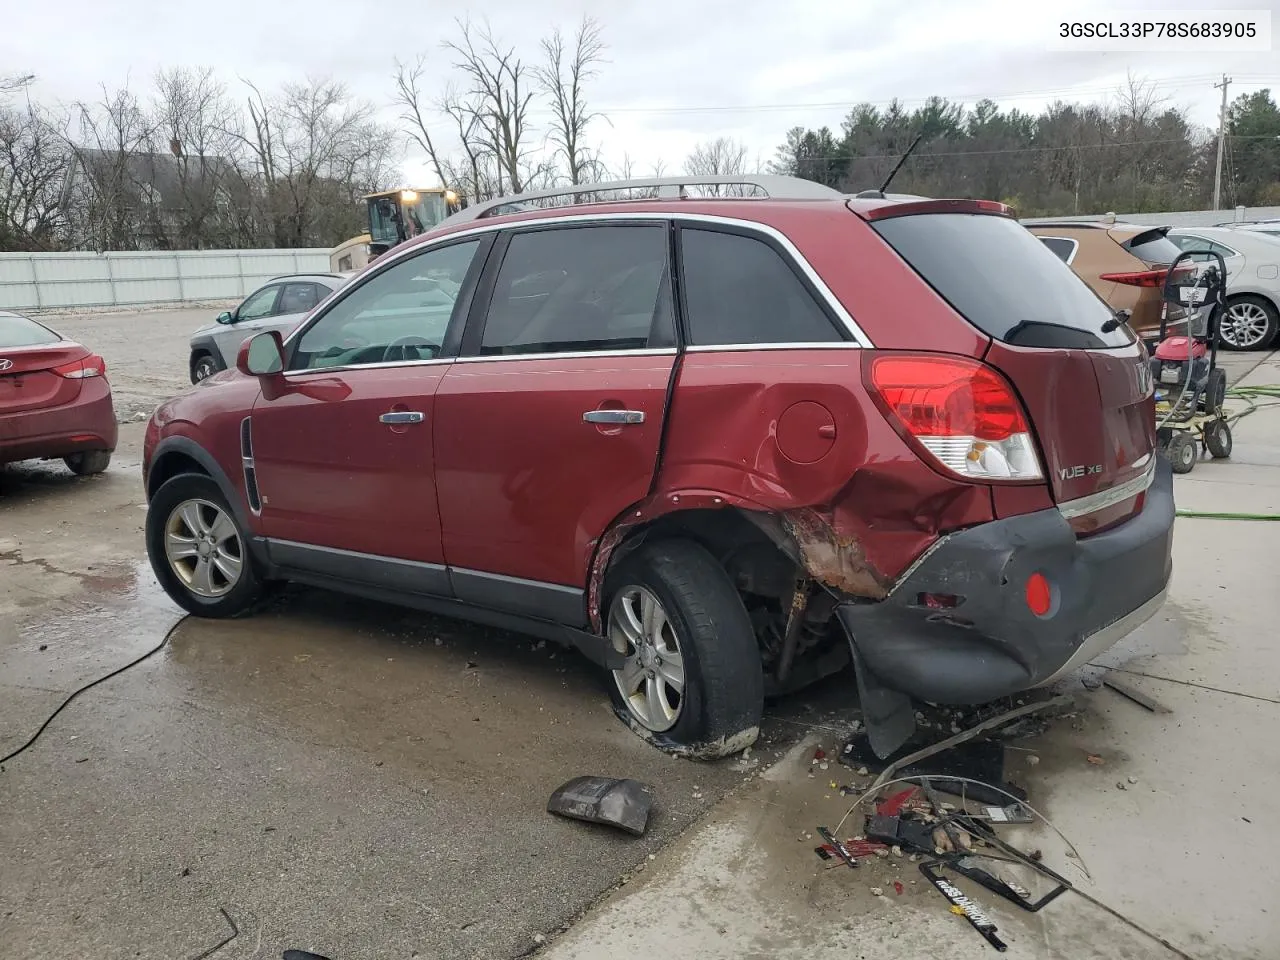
{"left": 440, "top": 174, "right": 843, "bottom": 226}
{"left": 1216, "top": 218, "right": 1280, "bottom": 226}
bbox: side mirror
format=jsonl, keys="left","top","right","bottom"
{"left": 215, "top": 311, "right": 234, "bottom": 325}
{"left": 237, "top": 331, "right": 285, "bottom": 378}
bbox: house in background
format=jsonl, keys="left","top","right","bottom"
{"left": 61, "top": 145, "right": 251, "bottom": 250}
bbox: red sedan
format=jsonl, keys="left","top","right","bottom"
{"left": 0, "top": 310, "right": 118, "bottom": 475}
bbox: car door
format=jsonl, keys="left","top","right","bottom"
{"left": 248, "top": 237, "right": 489, "bottom": 592}
{"left": 434, "top": 222, "right": 677, "bottom": 624}
{"left": 213, "top": 283, "right": 282, "bottom": 362}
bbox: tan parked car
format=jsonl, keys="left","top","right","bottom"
{"left": 1025, "top": 221, "right": 1189, "bottom": 341}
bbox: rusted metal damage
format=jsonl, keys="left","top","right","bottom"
{"left": 782, "top": 508, "right": 891, "bottom": 600}
{"left": 588, "top": 501, "right": 893, "bottom": 631}
{"left": 774, "top": 578, "right": 811, "bottom": 685}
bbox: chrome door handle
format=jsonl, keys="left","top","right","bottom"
{"left": 379, "top": 411, "right": 425, "bottom": 424}
{"left": 583, "top": 410, "right": 645, "bottom": 425}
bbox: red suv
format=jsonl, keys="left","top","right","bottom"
{"left": 142, "top": 176, "right": 1173, "bottom": 760}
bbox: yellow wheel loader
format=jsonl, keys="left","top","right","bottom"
{"left": 329, "top": 188, "right": 465, "bottom": 273}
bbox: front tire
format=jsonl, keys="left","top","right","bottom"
{"left": 146, "top": 473, "right": 264, "bottom": 617}
{"left": 1166, "top": 432, "right": 1197, "bottom": 474}
{"left": 191, "top": 352, "right": 223, "bottom": 383}
{"left": 64, "top": 450, "right": 112, "bottom": 475}
{"left": 604, "top": 538, "right": 763, "bottom": 758}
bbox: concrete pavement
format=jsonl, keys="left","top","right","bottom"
{"left": 539, "top": 352, "right": 1280, "bottom": 960}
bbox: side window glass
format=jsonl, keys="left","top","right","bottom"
{"left": 290, "top": 240, "right": 481, "bottom": 371}
{"left": 679, "top": 228, "right": 843, "bottom": 346}
{"left": 1039, "top": 237, "right": 1074, "bottom": 262}
{"left": 479, "top": 225, "right": 673, "bottom": 356}
{"left": 1173, "top": 236, "right": 1212, "bottom": 260}
{"left": 278, "top": 282, "right": 321, "bottom": 315}
{"left": 238, "top": 285, "right": 280, "bottom": 320}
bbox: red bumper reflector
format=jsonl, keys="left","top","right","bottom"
{"left": 1025, "top": 573, "right": 1052, "bottom": 617}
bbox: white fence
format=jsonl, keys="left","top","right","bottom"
{"left": 0, "top": 248, "right": 332, "bottom": 312}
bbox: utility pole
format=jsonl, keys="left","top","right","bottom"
{"left": 1213, "top": 74, "right": 1231, "bottom": 211}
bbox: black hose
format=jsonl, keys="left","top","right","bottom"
{"left": 1, "top": 616, "right": 189, "bottom": 768}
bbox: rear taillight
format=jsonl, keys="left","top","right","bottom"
{"left": 864, "top": 352, "right": 1042, "bottom": 482}
{"left": 52, "top": 355, "right": 107, "bottom": 379}
{"left": 1100, "top": 269, "right": 1168, "bottom": 287}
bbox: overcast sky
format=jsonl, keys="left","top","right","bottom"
{"left": 4, "top": 0, "right": 1278, "bottom": 185}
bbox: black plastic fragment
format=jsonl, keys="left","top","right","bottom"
{"left": 547, "top": 776, "right": 654, "bottom": 835}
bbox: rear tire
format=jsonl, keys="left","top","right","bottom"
{"left": 146, "top": 473, "right": 264, "bottom": 618}
{"left": 1205, "top": 419, "right": 1232, "bottom": 459}
{"left": 1203, "top": 368, "right": 1227, "bottom": 416}
{"left": 603, "top": 538, "right": 763, "bottom": 759}
{"left": 1166, "top": 432, "right": 1197, "bottom": 474}
{"left": 1220, "top": 295, "right": 1279, "bottom": 351}
{"left": 64, "top": 450, "right": 112, "bottom": 476}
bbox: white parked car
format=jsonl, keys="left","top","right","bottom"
{"left": 187, "top": 273, "right": 352, "bottom": 383}
{"left": 1167, "top": 227, "right": 1280, "bottom": 350}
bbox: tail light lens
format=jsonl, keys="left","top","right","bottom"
{"left": 1100, "top": 269, "right": 1170, "bottom": 287}
{"left": 52, "top": 355, "right": 107, "bottom": 379}
{"left": 864, "top": 353, "right": 1043, "bottom": 482}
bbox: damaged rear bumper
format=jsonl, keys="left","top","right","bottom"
{"left": 837, "top": 457, "right": 1175, "bottom": 706}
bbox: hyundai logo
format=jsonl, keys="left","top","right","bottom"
{"left": 0, "top": 359, "right": 12, "bottom": 372}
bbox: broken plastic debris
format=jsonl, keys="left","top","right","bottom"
{"left": 893, "top": 881, "right": 904, "bottom": 895}
{"left": 813, "top": 746, "right": 827, "bottom": 762}
{"left": 1087, "top": 754, "right": 1105, "bottom": 765}
{"left": 547, "top": 776, "right": 654, "bottom": 836}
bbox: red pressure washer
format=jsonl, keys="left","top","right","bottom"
{"left": 1149, "top": 249, "right": 1231, "bottom": 474}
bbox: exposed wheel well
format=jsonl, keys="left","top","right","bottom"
{"left": 605, "top": 507, "right": 849, "bottom": 695}
{"left": 189, "top": 349, "right": 221, "bottom": 378}
{"left": 147, "top": 451, "right": 209, "bottom": 500}
{"left": 1227, "top": 291, "right": 1280, "bottom": 312}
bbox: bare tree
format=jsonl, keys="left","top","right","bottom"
{"left": 684, "top": 137, "right": 750, "bottom": 195}
{"left": 536, "top": 16, "right": 606, "bottom": 185}
{"left": 392, "top": 55, "right": 452, "bottom": 190}
{"left": 1, "top": 74, "right": 35, "bottom": 99}
{"left": 151, "top": 66, "right": 243, "bottom": 247}
{"left": 65, "top": 81, "right": 163, "bottom": 250}
{"left": 440, "top": 83, "right": 501, "bottom": 201}
{"left": 0, "top": 102, "right": 71, "bottom": 250}
{"left": 234, "top": 76, "right": 397, "bottom": 248}
{"left": 445, "top": 18, "right": 536, "bottom": 194}
{"left": 684, "top": 136, "right": 749, "bottom": 176}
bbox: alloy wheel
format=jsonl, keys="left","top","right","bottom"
{"left": 163, "top": 498, "right": 244, "bottom": 598}
{"left": 608, "top": 585, "right": 687, "bottom": 732}
{"left": 193, "top": 357, "right": 218, "bottom": 381}
{"left": 1222, "top": 302, "right": 1271, "bottom": 349}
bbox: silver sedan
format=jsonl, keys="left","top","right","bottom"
{"left": 1167, "top": 227, "right": 1280, "bottom": 351}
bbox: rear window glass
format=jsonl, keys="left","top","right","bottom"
{"left": 0, "top": 313, "right": 61, "bottom": 348}
{"left": 872, "top": 213, "right": 1134, "bottom": 349}
{"left": 1122, "top": 228, "right": 1182, "bottom": 265}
